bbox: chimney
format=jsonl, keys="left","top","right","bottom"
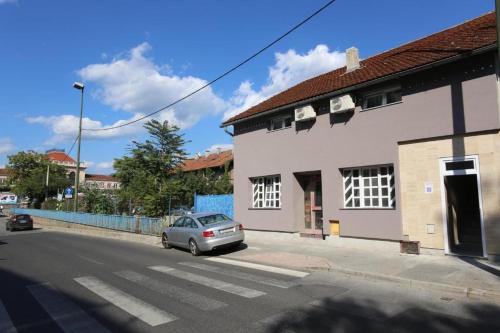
{"left": 346, "top": 47, "right": 360, "bottom": 72}
{"left": 216, "top": 147, "right": 222, "bottom": 155}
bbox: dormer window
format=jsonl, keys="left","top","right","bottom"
{"left": 268, "top": 115, "right": 292, "bottom": 131}
{"left": 363, "top": 87, "right": 402, "bottom": 110}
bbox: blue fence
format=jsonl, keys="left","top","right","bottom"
{"left": 194, "top": 193, "right": 233, "bottom": 218}
{"left": 10, "top": 208, "right": 168, "bottom": 236}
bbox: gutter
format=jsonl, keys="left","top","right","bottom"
{"left": 221, "top": 44, "right": 497, "bottom": 128}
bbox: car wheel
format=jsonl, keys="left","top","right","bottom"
{"left": 162, "top": 233, "right": 172, "bottom": 249}
{"left": 189, "top": 239, "right": 201, "bottom": 256}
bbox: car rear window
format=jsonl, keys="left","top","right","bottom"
{"left": 197, "top": 214, "right": 231, "bottom": 226}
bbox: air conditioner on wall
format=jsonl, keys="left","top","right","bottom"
{"left": 294, "top": 104, "right": 316, "bottom": 122}
{"left": 330, "top": 94, "right": 355, "bottom": 113}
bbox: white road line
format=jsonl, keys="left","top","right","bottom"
{"left": 27, "top": 283, "right": 110, "bottom": 333}
{"left": 205, "top": 257, "right": 309, "bottom": 278}
{"left": 74, "top": 276, "right": 176, "bottom": 327}
{"left": 115, "top": 270, "right": 226, "bottom": 311}
{"left": 0, "top": 299, "right": 17, "bottom": 333}
{"left": 77, "top": 255, "right": 104, "bottom": 265}
{"left": 148, "top": 265, "right": 266, "bottom": 299}
{"left": 179, "top": 262, "right": 293, "bottom": 289}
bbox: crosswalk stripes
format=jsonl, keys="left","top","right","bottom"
{"left": 0, "top": 299, "right": 17, "bottom": 333}
{"left": 205, "top": 257, "right": 310, "bottom": 278}
{"left": 74, "top": 276, "right": 177, "bottom": 327}
{"left": 148, "top": 265, "right": 267, "bottom": 298}
{"left": 27, "top": 283, "right": 111, "bottom": 333}
{"left": 179, "top": 261, "right": 294, "bottom": 289}
{"left": 114, "top": 270, "right": 227, "bottom": 311}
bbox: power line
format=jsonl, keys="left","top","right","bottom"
{"left": 66, "top": 134, "right": 80, "bottom": 157}
{"left": 83, "top": 0, "right": 337, "bottom": 132}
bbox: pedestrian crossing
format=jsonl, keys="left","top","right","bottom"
{"left": 0, "top": 258, "right": 309, "bottom": 332}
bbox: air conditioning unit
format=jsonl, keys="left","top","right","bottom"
{"left": 294, "top": 104, "right": 316, "bottom": 122}
{"left": 330, "top": 94, "right": 355, "bottom": 113}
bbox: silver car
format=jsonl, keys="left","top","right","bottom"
{"left": 162, "top": 213, "right": 244, "bottom": 256}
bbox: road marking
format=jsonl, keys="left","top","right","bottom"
{"left": 77, "top": 255, "right": 104, "bottom": 265}
{"left": 74, "top": 276, "right": 176, "bottom": 326}
{"left": 115, "top": 270, "right": 226, "bottom": 311}
{"left": 0, "top": 299, "right": 17, "bottom": 333}
{"left": 205, "top": 257, "right": 309, "bottom": 278}
{"left": 179, "top": 262, "right": 294, "bottom": 288}
{"left": 27, "top": 283, "right": 110, "bottom": 333}
{"left": 148, "top": 265, "right": 266, "bottom": 298}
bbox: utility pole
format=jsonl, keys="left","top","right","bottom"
{"left": 73, "top": 82, "right": 85, "bottom": 212}
{"left": 45, "top": 164, "right": 50, "bottom": 202}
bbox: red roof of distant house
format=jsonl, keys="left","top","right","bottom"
{"left": 85, "top": 174, "right": 118, "bottom": 182}
{"left": 47, "top": 151, "right": 76, "bottom": 163}
{"left": 223, "top": 12, "right": 497, "bottom": 125}
{"left": 182, "top": 150, "right": 233, "bottom": 172}
{"left": 0, "top": 168, "right": 8, "bottom": 176}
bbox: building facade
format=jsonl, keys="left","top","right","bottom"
{"left": 223, "top": 13, "right": 499, "bottom": 258}
{"left": 46, "top": 149, "right": 87, "bottom": 184}
{"left": 84, "top": 174, "right": 120, "bottom": 190}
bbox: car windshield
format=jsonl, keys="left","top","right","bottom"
{"left": 197, "top": 214, "right": 231, "bottom": 226}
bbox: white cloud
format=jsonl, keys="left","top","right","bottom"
{"left": 26, "top": 113, "right": 145, "bottom": 144}
{"left": 78, "top": 42, "right": 226, "bottom": 128}
{"left": 85, "top": 160, "right": 114, "bottom": 173}
{"left": 0, "top": 138, "right": 14, "bottom": 155}
{"left": 224, "top": 44, "right": 345, "bottom": 120}
{"left": 204, "top": 143, "right": 233, "bottom": 154}
{"left": 0, "top": 0, "right": 17, "bottom": 5}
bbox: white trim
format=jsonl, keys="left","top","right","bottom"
{"left": 205, "top": 257, "right": 309, "bottom": 278}
{"left": 439, "top": 155, "right": 487, "bottom": 257}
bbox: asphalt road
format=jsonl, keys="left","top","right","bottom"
{"left": 1, "top": 216, "right": 499, "bottom": 333}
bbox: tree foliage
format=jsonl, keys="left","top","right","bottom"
{"left": 6, "top": 151, "right": 70, "bottom": 205}
{"left": 113, "top": 120, "right": 233, "bottom": 217}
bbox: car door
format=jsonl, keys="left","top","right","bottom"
{"left": 168, "top": 217, "right": 185, "bottom": 245}
{"left": 178, "top": 217, "right": 198, "bottom": 246}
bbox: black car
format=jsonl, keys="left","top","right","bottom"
{"left": 6, "top": 214, "right": 33, "bottom": 231}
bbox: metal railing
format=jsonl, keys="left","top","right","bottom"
{"left": 10, "top": 208, "right": 173, "bottom": 236}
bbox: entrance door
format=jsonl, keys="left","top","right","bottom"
{"left": 440, "top": 156, "right": 486, "bottom": 257}
{"left": 302, "top": 174, "right": 323, "bottom": 234}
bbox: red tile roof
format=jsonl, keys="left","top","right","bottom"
{"left": 85, "top": 174, "right": 119, "bottom": 182}
{"left": 47, "top": 151, "right": 76, "bottom": 163}
{"left": 0, "top": 168, "right": 8, "bottom": 176}
{"left": 223, "top": 12, "right": 497, "bottom": 125}
{"left": 182, "top": 150, "right": 233, "bottom": 172}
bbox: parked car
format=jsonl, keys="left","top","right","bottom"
{"left": 6, "top": 214, "right": 33, "bottom": 231}
{"left": 162, "top": 213, "right": 244, "bottom": 256}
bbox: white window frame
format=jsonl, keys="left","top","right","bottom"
{"left": 252, "top": 175, "right": 281, "bottom": 208}
{"left": 362, "top": 86, "right": 402, "bottom": 110}
{"left": 268, "top": 115, "right": 292, "bottom": 131}
{"left": 343, "top": 165, "right": 395, "bottom": 209}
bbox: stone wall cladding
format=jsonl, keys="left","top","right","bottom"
{"left": 399, "top": 131, "right": 500, "bottom": 255}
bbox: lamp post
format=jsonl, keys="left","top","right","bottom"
{"left": 73, "top": 81, "right": 84, "bottom": 212}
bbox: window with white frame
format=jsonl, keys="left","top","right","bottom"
{"left": 343, "top": 165, "right": 395, "bottom": 208}
{"left": 252, "top": 175, "right": 281, "bottom": 208}
{"left": 363, "top": 87, "right": 402, "bottom": 109}
{"left": 268, "top": 116, "right": 292, "bottom": 131}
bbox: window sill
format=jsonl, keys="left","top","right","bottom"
{"left": 248, "top": 207, "right": 282, "bottom": 210}
{"left": 361, "top": 101, "right": 402, "bottom": 112}
{"left": 267, "top": 126, "right": 291, "bottom": 133}
{"left": 340, "top": 207, "right": 396, "bottom": 211}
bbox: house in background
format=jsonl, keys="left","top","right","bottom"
{"left": 46, "top": 149, "right": 87, "bottom": 184}
{"left": 46, "top": 149, "right": 120, "bottom": 189}
{"left": 0, "top": 168, "right": 8, "bottom": 187}
{"left": 84, "top": 174, "right": 120, "bottom": 190}
{"left": 182, "top": 149, "right": 234, "bottom": 181}
{"left": 223, "top": 12, "right": 499, "bottom": 259}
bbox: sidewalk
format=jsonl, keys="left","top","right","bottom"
{"left": 223, "top": 232, "right": 500, "bottom": 302}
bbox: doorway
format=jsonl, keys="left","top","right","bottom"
{"left": 295, "top": 172, "right": 323, "bottom": 235}
{"left": 440, "top": 156, "right": 486, "bottom": 257}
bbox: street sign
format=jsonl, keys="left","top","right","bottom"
{"left": 64, "top": 187, "right": 74, "bottom": 199}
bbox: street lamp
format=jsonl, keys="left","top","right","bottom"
{"left": 73, "top": 81, "right": 84, "bottom": 212}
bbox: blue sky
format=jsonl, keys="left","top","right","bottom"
{"left": 0, "top": 0, "right": 494, "bottom": 174}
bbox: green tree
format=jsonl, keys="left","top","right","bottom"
{"left": 6, "top": 151, "right": 70, "bottom": 206}
{"left": 80, "top": 187, "right": 115, "bottom": 214}
{"left": 114, "top": 120, "right": 188, "bottom": 216}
